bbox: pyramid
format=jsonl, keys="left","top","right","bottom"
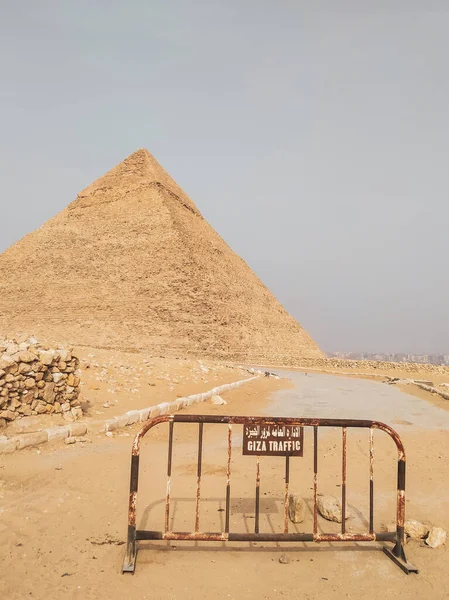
{"left": 0, "top": 149, "right": 323, "bottom": 363}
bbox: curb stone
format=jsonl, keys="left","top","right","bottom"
{"left": 0, "top": 376, "right": 259, "bottom": 454}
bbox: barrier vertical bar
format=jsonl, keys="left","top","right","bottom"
{"left": 123, "top": 453, "right": 139, "bottom": 572}
{"left": 225, "top": 424, "right": 232, "bottom": 533}
{"left": 369, "top": 428, "right": 374, "bottom": 534}
{"left": 195, "top": 423, "right": 203, "bottom": 532}
{"left": 284, "top": 455, "right": 290, "bottom": 533}
{"left": 341, "top": 427, "right": 347, "bottom": 533}
{"left": 255, "top": 456, "right": 261, "bottom": 534}
{"left": 313, "top": 426, "right": 318, "bottom": 537}
{"left": 165, "top": 421, "right": 174, "bottom": 532}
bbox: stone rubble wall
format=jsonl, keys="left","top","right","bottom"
{"left": 0, "top": 338, "right": 81, "bottom": 428}
{"left": 0, "top": 375, "right": 259, "bottom": 454}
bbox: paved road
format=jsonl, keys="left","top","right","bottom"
{"left": 264, "top": 371, "right": 449, "bottom": 431}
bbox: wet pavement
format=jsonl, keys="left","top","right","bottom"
{"left": 264, "top": 371, "right": 449, "bottom": 431}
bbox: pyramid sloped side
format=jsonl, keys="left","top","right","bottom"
{"left": 0, "top": 160, "right": 323, "bottom": 362}
{"left": 159, "top": 186, "right": 324, "bottom": 361}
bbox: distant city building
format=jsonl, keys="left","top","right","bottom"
{"left": 328, "top": 351, "right": 448, "bottom": 366}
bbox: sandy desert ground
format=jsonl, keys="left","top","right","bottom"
{"left": 1, "top": 360, "right": 449, "bottom": 600}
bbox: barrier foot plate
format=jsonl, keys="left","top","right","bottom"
{"left": 122, "top": 544, "right": 137, "bottom": 574}
{"left": 383, "top": 545, "right": 418, "bottom": 575}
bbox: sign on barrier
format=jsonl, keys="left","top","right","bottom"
{"left": 242, "top": 422, "right": 304, "bottom": 456}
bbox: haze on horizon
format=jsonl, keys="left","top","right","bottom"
{"left": 0, "top": 1, "right": 448, "bottom": 355}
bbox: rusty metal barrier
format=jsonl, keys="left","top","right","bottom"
{"left": 122, "top": 415, "right": 418, "bottom": 575}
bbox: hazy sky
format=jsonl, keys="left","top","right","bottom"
{"left": 1, "top": 2, "right": 448, "bottom": 354}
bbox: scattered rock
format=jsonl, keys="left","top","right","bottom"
{"left": 210, "top": 395, "right": 227, "bottom": 405}
{"left": 65, "top": 436, "right": 91, "bottom": 445}
{"left": 317, "top": 495, "right": 351, "bottom": 523}
{"left": 264, "top": 371, "right": 280, "bottom": 379}
{"left": 405, "top": 520, "right": 430, "bottom": 540}
{"left": 279, "top": 554, "right": 290, "bottom": 564}
{"left": 71, "top": 407, "right": 83, "bottom": 420}
{"left": 426, "top": 527, "right": 447, "bottom": 548}
{"left": 288, "top": 493, "right": 305, "bottom": 523}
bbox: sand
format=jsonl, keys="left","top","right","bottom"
{"left": 1, "top": 368, "right": 448, "bottom": 600}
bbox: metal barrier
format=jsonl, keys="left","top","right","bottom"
{"left": 122, "top": 415, "right": 418, "bottom": 575}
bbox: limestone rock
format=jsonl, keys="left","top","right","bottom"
{"left": 6, "top": 343, "right": 19, "bottom": 354}
{"left": 14, "top": 351, "right": 37, "bottom": 363}
{"left": 317, "top": 495, "right": 351, "bottom": 523}
{"left": 426, "top": 527, "right": 447, "bottom": 548}
{"left": 0, "top": 410, "right": 16, "bottom": 421}
{"left": 404, "top": 520, "right": 429, "bottom": 540}
{"left": 67, "top": 374, "right": 79, "bottom": 387}
{"left": 9, "top": 398, "right": 21, "bottom": 411}
{"left": 58, "top": 349, "right": 72, "bottom": 362}
{"left": 42, "top": 382, "right": 55, "bottom": 403}
{"left": 210, "top": 394, "right": 227, "bottom": 405}
{"left": 0, "top": 355, "right": 15, "bottom": 370}
{"left": 38, "top": 350, "right": 54, "bottom": 365}
{"left": 288, "top": 493, "right": 305, "bottom": 523}
{"left": 71, "top": 407, "right": 83, "bottom": 420}
{"left": 34, "top": 401, "right": 48, "bottom": 414}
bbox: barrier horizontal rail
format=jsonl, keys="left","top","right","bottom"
{"left": 123, "top": 414, "right": 418, "bottom": 575}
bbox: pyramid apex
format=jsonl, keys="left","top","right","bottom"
{"left": 126, "top": 148, "right": 152, "bottom": 161}
{"left": 77, "top": 147, "right": 182, "bottom": 200}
